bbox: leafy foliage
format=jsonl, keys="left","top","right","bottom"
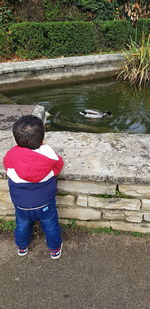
{"left": 10, "top": 21, "right": 98, "bottom": 59}
{"left": 95, "top": 20, "right": 134, "bottom": 50}
{"left": 43, "top": 0, "right": 85, "bottom": 22}
{"left": 0, "top": 28, "right": 13, "bottom": 57}
{"left": 77, "top": 0, "right": 118, "bottom": 20}
{"left": 0, "top": 2, "right": 14, "bottom": 27}
{"left": 43, "top": 0, "right": 118, "bottom": 22}
{"left": 2, "top": 18, "right": 149, "bottom": 59}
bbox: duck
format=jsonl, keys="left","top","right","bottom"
{"left": 79, "top": 109, "right": 112, "bottom": 119}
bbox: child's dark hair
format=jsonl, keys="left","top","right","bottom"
{"left": 13, "top": 115, "right": 44, "bottom": 149}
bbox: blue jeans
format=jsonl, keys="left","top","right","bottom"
{"left": 14, "top": 199, "right": 62, "bottom": 250}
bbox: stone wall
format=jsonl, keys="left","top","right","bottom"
{"left": 1, "top": 131, "right": 150, "bottom": 234}
{"left": 1, "top": 178, "right": 150, "bottom": 233}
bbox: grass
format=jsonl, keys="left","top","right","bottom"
{"left": 90, "top": 192, "right": 137, "bottom": 199}
{"left": 117, "top": 33, "right": 150, "bottom": 86}
{"left": 58, "top": 191, "right": 137, "bottom": 199}
{"left": 61, "top": 219, "right": 150, "bottom": 238}
{"left": 0, "top": 219, "right": 16, "bottom": 232}
{"left": 1, "top": 218, "right": 150, "bottom": 238}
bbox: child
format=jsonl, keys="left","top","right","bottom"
{"left": 3, "top": 115, "right": 64, "bottom": 259}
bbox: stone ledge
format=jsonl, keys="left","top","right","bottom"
{"left": 1, "top": 132, "right": 150, "bottom": 185}
{"left": 0, "top": 54, "right": 124, "bottom": 74}
{"left": 58, "top": 180, "right": 116, "bottom": 195}
{"left": 0, "top": 54, "right": 124, "bottom": 90}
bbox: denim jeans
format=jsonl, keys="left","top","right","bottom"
{"left": 14, "top": 199, "right": 62, "bottom": 250}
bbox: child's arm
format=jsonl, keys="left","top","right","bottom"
{"left": 52, "top": 154, "right": 64, "bottom": 176}
{"left": 3, "top": 150, "right": 12, "bottom": 171}
{"left": 34, "top": 144, "right": 64, "bottom": 176}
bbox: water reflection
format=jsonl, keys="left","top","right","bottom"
{"left": 2, "top": 80, "right": 150, "bottom": 133}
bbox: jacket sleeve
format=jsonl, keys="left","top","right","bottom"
{"left": 52, "top": 154, "right": 64, "bottom": 176}
{"left": 3, "top": 152, "right": 11, "bottom": 171}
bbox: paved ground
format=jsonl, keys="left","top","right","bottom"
{"left": 1, "top": 229, "right": 150, "bottom": 309}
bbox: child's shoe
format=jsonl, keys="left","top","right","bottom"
{"left": 49, "top": 243, "right": 63, "bottom": 260}
{"left": 18, "top": 248, "right": 28, "bottom": 256}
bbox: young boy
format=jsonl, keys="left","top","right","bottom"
{"left": 3, "top": 115, "right": 64, "bottom": 259}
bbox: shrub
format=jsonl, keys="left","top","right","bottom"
{"left": 136, "top": 18, "right": 150, "bottom": 42}
{"left": 0, "top": 28, "right": 13, "bottom": 57}
{"left": 95, "top": 18, "right": 150, "bottom": 51}
{"left": 95, "top": 20, "right": 134, "bottom": 50}
{"left": 10, "top": 22, "right": 45, "bottom": 58}
{"left": 10, "top": 21, "right": 98, "bottom": 59}
{"left": 4, "top": 18, "right": 150, "bottom": 59}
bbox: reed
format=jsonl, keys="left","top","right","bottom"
{"left": 118, "top": 33, "right": 150, "bottom": 86}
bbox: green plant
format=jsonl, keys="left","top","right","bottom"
{"left": 0, "top": 3, "right": 14, "bottom": 27}
{"left": 43, "top": 0, "right": 85, "bottom": 22}
{"left": 77, "top": 0, "right": 118, "bottom": 20}
{"left": 0, "top": 219, "right": 16, "bottom": 231}
{"left": 118, "top": 33, "right": 150, "bottom": 86}
{"left": 70, "top": 219, "right": 78, "bottom": 229}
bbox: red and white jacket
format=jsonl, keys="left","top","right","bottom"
{"left": 3, "top": 144, "right": 64, "bottom": 209}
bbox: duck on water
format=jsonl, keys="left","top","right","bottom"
{"left": 79, "top": 109, "right": 112, "bottom": 119}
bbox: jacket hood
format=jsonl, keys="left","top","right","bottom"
{"left": 3, "top": 145, "right": 64, "bottom": 183}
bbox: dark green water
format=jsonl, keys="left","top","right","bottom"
{"left": 2, "top": 79, "right": 150, "bottom": 133}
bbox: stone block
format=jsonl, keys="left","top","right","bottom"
{"left": 0, "top": 182, "right": 13, "bottom": 213}
{"left": 58, "top": 180, "right": 115, "bottom": 195}
{"left": 88, "top": 196, "right": 104, "bottom": 208}
{"left": 0, "top": 179, "right": 9, "bottom": 189}
{"left": 76, "top": 195, "right": 87, "bottom": 207}
{"left": 57, "top": 207, "right": 101, "bottom": 221}
{"left": 119, "top": 184, "right": 150, "bottom": 198}
{"left": 125, "top": 211, "right": 143, "bottom": 223}
{"left": 0, "top": 207, "right": 15, "bottom": 216}
{"left": 0, "top": 216, "right": 15, "bottom": 220}
{"left": 56, "top": 195, "right": 75, "bottom": 206}
{"left": 88, "top": 196, "right": 141, "bottom": 210}
{"left": 111, "top": 221, "right": 150, "bottom": 234}
{"left": 102, "top": 210, "right": 125, "bottom": 220}
{"left": 0, "top": 192, "right": 12, "bottom": 206}
{"left": 143, "top": 213, "right": 150, "bottom": 222}
{"left": 142, "top": 199, "right": 150, "bottom": 211}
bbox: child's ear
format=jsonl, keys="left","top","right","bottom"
{"left": 42, "top": 140, "right": 45, "bottom": 145}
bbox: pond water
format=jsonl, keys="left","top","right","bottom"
{"left": 2, "top": 79, "right": 150, "bottom": 134}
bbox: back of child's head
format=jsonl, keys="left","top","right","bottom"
{"left": 13, "top": 115, "right": 44, "bottom": 149}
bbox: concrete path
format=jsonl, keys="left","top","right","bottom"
{"left": 0, "top": 230, "right": 150, "bottom": 309}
